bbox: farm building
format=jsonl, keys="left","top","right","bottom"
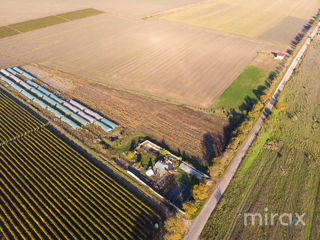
{"left": 275, "top": 52, "right": 285, "bottom": 60}
{"left": 37, "top": 86, "right": 51, "bottom": 96}
{"left": 101, "top": 117, "right": 118, "bottom": 129}
{"left": 49, "top": 93, "right": 64, "bottom": 104}
{"left": 0, "top": 75, "right": 14, "bottom": 85}
{"left": 6, "top": 68, "right": 18, "bottom": 75}
{"left": 47, "top": 106, "right": 63, "bottom": 119}
{"left": 63, "top": 102, "right": 80, "bottom": 113}
{"left": 18, "top": 67, "right": 36, "bottom": 80}
{"left": 70, "top": 99, "right": 86, "bottom": 111}
{"left": 43, "top": 95, "right": 58, "bottom": 106}
{"left": 179, "top": 162, "right": 210, "bottom": 180}
{"left": 84, "top": 108, "right": 102, "bottom": 120}
{"left": 18, "top": 81, "right": 32, "bottom": 90}
{"left": 31, "top": 88, "right": 45, "bottom": 98}
{"left": 56, "top": 104, "right": 72, "bottom": 115}
{"left": 11, "top": 83, "right": 23, "bottom": 92}
{"left": 61, "top": 116, "right": 80, "bottom": 129}
{"left": 95, "top": 121, "right": 113, "bottom": 132}
{"left": 70, "top": 113, "right": 89, "bottom": 126}
{"left": 21, "top": 90, "right": 35, "bottom": 100}
{"left": 33, "top": 98, "right": 48, "bottom": 109}
{"left": 78, "top": 111, "right": 95, "bottom": 123}
{"left": 27, "top": 80, "right": 39, "bottom": 88}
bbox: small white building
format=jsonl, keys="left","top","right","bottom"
{"left": 146, "top": 168, "right": 155, "bottom": 177}
{"left": 275, "top": 52, "right": 285, "bottom": 60}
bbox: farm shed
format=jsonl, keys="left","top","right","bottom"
{"left": 101, "top": 118, "right": 117, "bottom": 129}
{"left": 19, "top": 68, "right": 35, "bottom": 80}
{"left": 78, "top": 111, "right": 95, "bottom": 123}
{"left": 21, "top": 90, "right": 35, "bottom": 100}
{"left": 84, "top": 108, "right": 102, "bottom": 120}
{"left": 9, "top": 74, "right": 22, "bottom": 83}
{"left": 6, "top": 68, "right": 18, "bottom": 75}
{"left": 275, "top": 52, "right": 285, "bottom": 60}
{"left": 49, "top": 93, "right": 64, "bottom": 104}
{"left": 11, "top": 83, "right": 23, "bottom": 92}
{"left": 70, "top": 113, "right": 89, "bottom": 126}
{"left": 13, "top": 67, "right": 23, "bottom": 74}
{"left": 43, "top": 95, "right": 58, "bottom": 106}
{"left": 70, "top": 99, "right": 86, "bottom": 111}
{"left": 47, "top": 106, "right": 63, "bottom": 119}
{"left": 33, "top": 98, "right": 48, "bottom": 109}
{"left": 27, "top": 80, "right": 39, "bottom": 88}
{"left": 56, "top": 104, "right": 72, "bottom": 115}
{"left": 179, "top": 162, "right": 210, "bottom": 180}
{"left": 146, "top": 168, "right": 155, "bottom": 177}
{"left": 31, "top": 88, "right": 45, "bottom": 98}
{"left": 0, "top": 75, "right": 14, "bottom": 85}
{"left": 61, "top": 116, "right": 80, "bottom": 129}
{"left": 0, "top": 69, "right": 11, "bottom": 77}
{"left": 37, "top": 86, "right": 51, "bottom": 96}
{"left": 63, "top": 102, "right": 80, "bottom": 113}
{"left": 95, "top": 121, "right": 112, "bottom": 132}
{"left": 18, "top": 81, "right": 33, "bottom": 90}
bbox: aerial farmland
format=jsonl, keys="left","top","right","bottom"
{"left": 0, "top": 0, "right": 319, "bottom": 239}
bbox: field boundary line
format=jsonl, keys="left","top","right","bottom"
{"left": 5, "top": 25, "right": 22, "bottom": 34}
{"left": 54, "top": 15, "right": 71, "bottom": 22}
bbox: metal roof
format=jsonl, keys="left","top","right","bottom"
{"left": 37, "top": 86, "right": 51, "bottom": 96}
{"left": 49, "top": 93, "right": 64, "bottom": 104}
{"left": 70, "top": 113, "right": 89, "bottom": 126}
{"left": 61, "top": 116, "right": 80, "bottom": 129}
{"left": 101, "top": 118, "right": 117, "bottom": 129}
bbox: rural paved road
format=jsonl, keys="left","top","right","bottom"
{"left": 183, "top": 21, "right": 320, "bottom": 240}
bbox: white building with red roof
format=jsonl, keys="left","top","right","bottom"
{"left": 275, "top": 52, "right": 285, "bottom": 60}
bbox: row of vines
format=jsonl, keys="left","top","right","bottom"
{"left": 0, "top": 90, "right": 45, "bottom": 144}
{"left": 0, "top": 89, "right": 159, "bottom": 239}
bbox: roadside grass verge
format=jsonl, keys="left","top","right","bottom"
{"left": 0, "top": 26, "right": 19, "bottom": 39}
{"left": 213, "top": 65, "right": 269, "bottom": 112}
{"left": 3, "top": 8, "right": 104, "bottom": 35}
{"left": 57, "top": 8, "right": 104, "bottom": 21}
{"left": 201, "top": 40, "right": 320, "bottom": 239}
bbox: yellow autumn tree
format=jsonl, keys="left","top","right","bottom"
{"left": 193, "top": 183, "right": 209, "bottom": 201}
{"left": 182, "top": 201, "right": 198, "bottom": 219}
{"left": 164, "top": 216, "right": 185, "bottom": 240}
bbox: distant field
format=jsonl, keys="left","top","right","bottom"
{"left": 0, "top": 13, "right": 271, "bottom": 108}
{"left": 201, "top": 35, "right": 320, "bottom": 240}
{"left": 2, "top": 8, "right": 104, "bottom": 34}
{"left": 0, "top": 88, "right": 160, "bottom": 239}
{"left": 161, "top": 0, "right": 318, "bottom": 43}
{"left": 213, "top": 65, "right": 269, "bottom": 111}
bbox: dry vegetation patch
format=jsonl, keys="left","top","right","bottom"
{"left": 25, "top": 65, "right": 230, "bottom": 169}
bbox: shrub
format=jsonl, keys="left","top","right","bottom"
{"left": 183, "top": 201, "right": 198, "bottom": 219}
{"left": 193, "top": 183, "right": 209, "bottom": 201}
{"left": 164, "top": 216, "right": 185, "bottom": 240}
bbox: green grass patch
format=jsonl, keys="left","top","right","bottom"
{"left": 0, "top": 26, "right": 19, "bottom": 38}
{"left": 213, "top": 65, "right": 269, "bottom": 111}
{"left": 57, "top": 8, "right": 104, "bottom": 21}
{"left": 238, "top": 128, "right": 270, "bottom": 176}
{"left": 9, "top": 16, "right": 67, "bottom": 33}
